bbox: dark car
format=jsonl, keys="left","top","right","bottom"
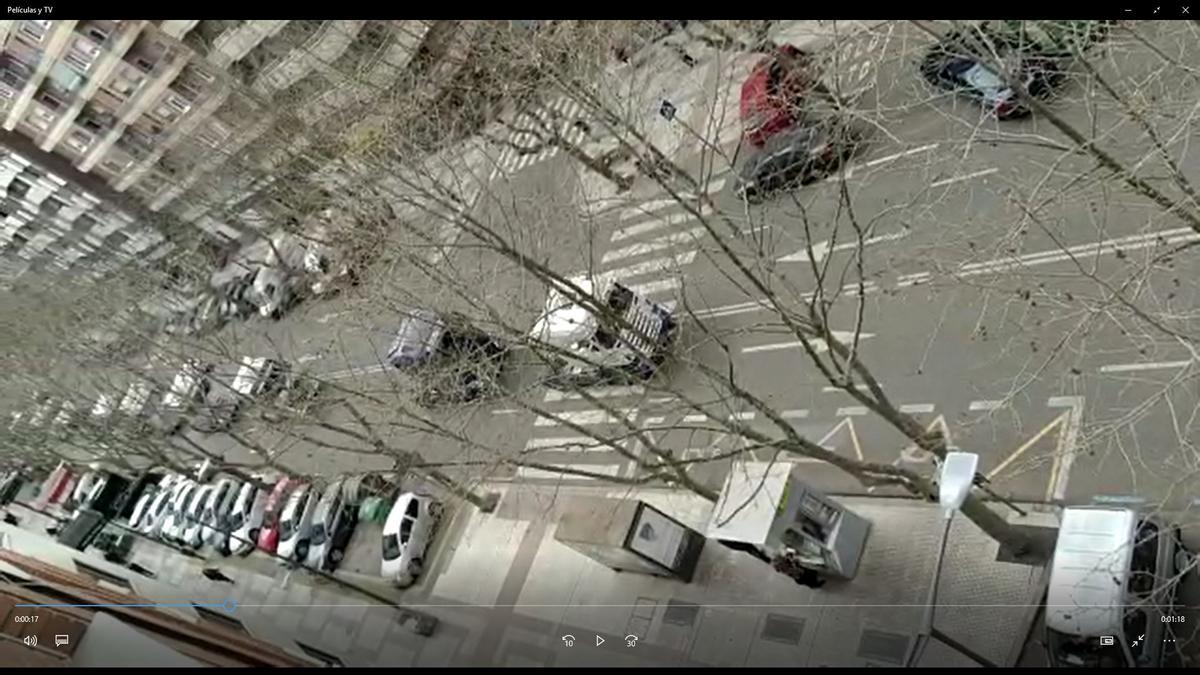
{"left": 386, "top": 310, "right": 509, "bottom": 405}
{"left": 733, "top": 117, "right": 864, "bottom": 203}
{"left": 919, "top": 31, "right": 1065, "bottom": 119}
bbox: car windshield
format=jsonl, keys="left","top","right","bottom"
{"left": 962, "top": 63, "right": 1008, "bottom": 97}
{"left": 382, "top": 533, "right": 401, "bottom": 561}
{"left": 279, "top": 517, "right": 296, "bottom": 540}
{"left": 310, "top": 523, "right": 327, "bottom": 545}
{"left": 400, "top": 517, "right": 414, "bottom": 543}
{"left": 227, "top": 510, "right": 245, "bottom": 530}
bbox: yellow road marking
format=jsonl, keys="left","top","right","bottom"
{"left": 986, "top": 412, "right": 1068, "bottom": 480}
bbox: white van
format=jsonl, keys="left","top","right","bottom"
{"left": 1045, "top": 507, "right": 1190, "bottom": 667}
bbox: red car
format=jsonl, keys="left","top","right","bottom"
{"left": 255, "top": 476, "right": 294, "bottom": 554}
{"left": 740, "top": 45, "right": 820, "bottom": 148}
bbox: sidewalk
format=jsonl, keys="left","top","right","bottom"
{"left": 369, "top": 483, "right": 1054, "bottom": 666}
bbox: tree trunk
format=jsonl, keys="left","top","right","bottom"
{"left": 957, "top": 492, "right": 1042, "bottom": 562}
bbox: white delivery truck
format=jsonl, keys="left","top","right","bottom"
{"left": 1044, "top": 506, "right": 1192, "bottom": 668}
{"left": 529, "top": 275, "right": 676, "bottom": 389}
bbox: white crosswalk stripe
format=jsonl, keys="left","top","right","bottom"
{"left": 535, "top": 408, "right": 636, "bottom": 427}
{"left": 602, "top": 227, "right": 705, "bottom": 264}
{"left": 496, "top": 96, "right": 596, "bottom": 176}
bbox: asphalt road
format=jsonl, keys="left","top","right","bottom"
{"left": 166, "top": 21, "right": 1200, "bottom": 514}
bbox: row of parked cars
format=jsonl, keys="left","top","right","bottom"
{"left": 127, "top": 469, "right": 443, "bottom": 586}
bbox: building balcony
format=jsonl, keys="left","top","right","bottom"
{"left": 93, "top": 147, "right": 135, "bottom": 181}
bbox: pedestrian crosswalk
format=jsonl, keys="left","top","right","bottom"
{"left": 494, "top": 96, "right": 590, "bottom": 176}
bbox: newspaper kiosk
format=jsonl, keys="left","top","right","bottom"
{"left": 555, "top": 497, "right": 706, "bottom": 582}
{"left": 707, "top": 462, "right": 871, "bottom": 579}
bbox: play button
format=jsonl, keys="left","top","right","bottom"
{"left": 595, "top": 635, "right": 605, "bottom": 647}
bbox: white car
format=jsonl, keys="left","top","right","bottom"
{"left": 201, "top": 478, "right": 243, "bottom": 551}
{"left": 228, "top": 483, "right": 270, "bottom": 556}
{"left": 380, "top": 493, "right": 443, "bottom": 587}
{"left": 276, "top": 483, "right": 320, "bottom": 563}
{"left": 141, "top": 477, "right": 187, "bottom": 535}
{"left": 160, "top": 482, "right": 199, "bottom": 542}
{"left": 180, "top": 484, "right": 215, "bottom": 549}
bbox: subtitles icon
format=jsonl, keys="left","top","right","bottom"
{"left": 54, "top": 634, "right": 69, "bottom": 647}
{"left": 1100, "top": 635, "right": 1115, "bottom": 646}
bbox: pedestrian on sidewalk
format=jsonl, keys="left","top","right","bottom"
{"left": 202, "top": 567, "right": 235, "bottom": 585}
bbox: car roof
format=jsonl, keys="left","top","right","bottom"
{"left": 1046, "top": 507, "right": 1137, "bottom": 636}
{"left": 385, "top": 493, "right": 419, "bottom": 532}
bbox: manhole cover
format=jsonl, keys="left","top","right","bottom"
{"left": 663, "top": 599, "right": 700, "bottom": 627}
{"left": 761, "top": 614, "right": 805, "bottom": 645}
{"left": 856, "top": 629, "right": 910, "bottom": 665}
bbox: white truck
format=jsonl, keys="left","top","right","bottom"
{"left": 529, "top": 275, "right": 676, "bottom": 389}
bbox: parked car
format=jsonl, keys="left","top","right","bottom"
{"left": 733, "top": 116, "right": 865, "bottom": 203}
{"left": 194, "top": 357, "right": 287, "bottom": 432}
{"left": 200, "top": 478, "right": 242, "bottom": 551}
{"left": 919, "top": 30, "right": 1065, "bottom": 119}
{"left": 155, "top": 360, "right": 213, "bottom": 434}
{"left": 276, "top": 483, "right": 320, "bottom": 563}
{"left": 228, "top": 482, "right": 270, "bottom": 556}
{"left": 740, "top": 44, "right": 823, "bottom": 148}
{"left": 256, "top": 476, "right": 295, "bottom": 554}
{"left": 386, "top": 310, "right": 509, "bottom": 406}
{"left": 159, "top": 482, "right": 199, "bottom": 543}
{"left": 179, "top": 484, "right": 216, "bottom": 549}
{"left": 381, "top": 493, "right": 444, "bottom": 587}
{"left": 305, "top": 480, "right": 359, "bottom": 572}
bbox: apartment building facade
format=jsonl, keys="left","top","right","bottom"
{"left": 0, "top": 19, "right": 442, "bottom": 286}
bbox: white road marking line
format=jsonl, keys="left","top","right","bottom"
{"left": 516, "top": 464, "right": 623, "bottom": 480}
{"left": 781, "top": 409, "right": 810, "bottom": 420}
{"left": 630, "top": 278, "right": 680, "bottom": 296}
{"left": 524, "top": 437, "right": 606, "bottom": 451}
{"left": 619, "top": 198, "right": 691, "bottom": 223}
{"left": 1098, "top": 360, "right": 1192, "bottom": 373}
{"left": 742, "top": 331, "right": 877, "bottom": 355}
{"left": 491, "top": 409, "right": 522, "bottom": 415}
{"left": 611, "top": 208, "right": 711, "bottom": 243}
{"left": 822, "top": 384, "right": 873, "bottom": 393}
{"left": 896, "top": 271, "right": 933, "bottom": 288}
{"left": 778, "top": 229, "right": 910, "bottom": 263}
{"left": 729, "top": 411, "right": 756, "bottom": 421}
{"left": 690, "top": 299, "right": 775, "bottom": 319}
{"left": 535, "top": 408, "right": 634, "bottom": 427}
{"left": 968, "top": 400, "right": 1004, "bottom": 411}
{"left": 862, "top": 143, "right": 939, "bottom": 168}
{"left": 1046, "top": 395, "right": 1084, "bottom": 501}
{"left": 641, "top": 416, "right": 666, "bottom": 426}
{"left": 323, "top": 363, "right": 389, "bottom": 380}
{"left": 297, "top": 354, "right": 321, "bottom": 364}
{"left": 836, "top": 406, "right": 869, "bottom": 416}
{"left": 929, "top": 167, "right": 999, "bottom": 188}
{"left": 605, "top": 250, "right": 698, "bottom": 281}
{"left": 543, "top": 385, "right": 645, "bottom": 403}
{"left": 1047, "top": 395, "right": 1084, "bottom": 408}
{"left": 601, "top": 227, "right": 705, "bottom": 264}
{"left": 682, "top": 414, "right": 708, "bottom": 423}
{"left": 660, "top": 300, "right": 678, "bottom": 312}
{"left": 647, "top": 397, "right": 674, "bottom": 405}
{"left": 898, "top": 403, "right": 936, "bottom": 414}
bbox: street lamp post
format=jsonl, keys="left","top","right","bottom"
{"left": 906, "top": 451, "right": 1000, "bottom": 668}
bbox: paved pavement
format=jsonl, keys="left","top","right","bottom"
{"left": 326, "top": 482, "right": 1053, "bottom": 666}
